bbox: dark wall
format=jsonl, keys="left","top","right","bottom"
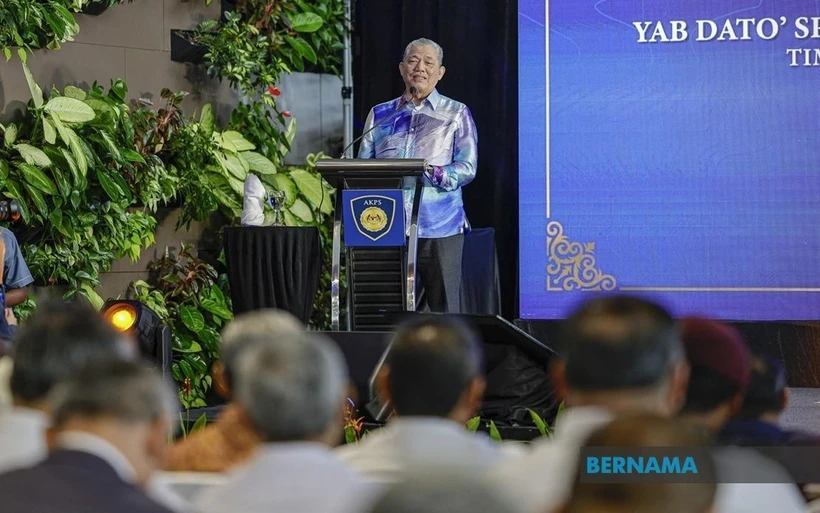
{"left": 353, "top": 0, "right": 519, "bottom": 319}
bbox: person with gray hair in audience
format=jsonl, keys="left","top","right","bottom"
{"left": 0, "top": 299, "right": 134, "bottom": 474}
{"left": 369, "top": 472, "right": 523, "bottom": 513}
{"left": 336, "top": 316, "right": 513, "bottom": 482}
{"left": 195, "top": 331, "right": 376, "bottom": 513}
{"left": 0, "top": 359, "right": 178, "bottom": 513}
{"left": 164, "top": 308, "right": 303, "bottom": 472}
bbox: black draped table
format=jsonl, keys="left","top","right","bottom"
{"left": 223, "top": 226, "right": 321, "bottom": 325}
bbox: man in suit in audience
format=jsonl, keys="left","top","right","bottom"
{"left": 195, "top": 332, "right": 376, "bottom": 513}
{"left": 493, "top": 296, "right": 691, "bottom": 513}
{"left": 164, "top": 309, "right": 303, "bottom": 472}
{"left": 336, "top": 316, "right": 514, "bottom": 482}
{"left": 0, "top": 300, "right": 133, "bottom": 474}
{"left": 0, "top": 359, "right": 177, "bottom": 513}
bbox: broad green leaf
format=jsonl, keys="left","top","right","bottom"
{"left": 174, "top": 339, "right": 203, "bottom": 354}
{"left": 15, "top": 144, "right": 52, "bottom": 168}
{"left": 44, "top": 97, "right": 96, "bottom": 124}
{"left": 465, "top": 417, "right": 481, "bottom": 432}
{"left": 488, "top": 420, "right": 502, "bottom": 442}
{"left": 51, "top": 115, "right": 88, "bottom": 176}
{"left": 288, "top": 198, "right": 314, "bottom": 223}
{"left": 108, "top": 169, "right": 133, "bottom": 202}
{"left": 197, "top": 326, "right": 221, "bottom": 352}
{"left": 220, "top": 131, "right": 255, "bottom": 152}
{"left": 220, "top": 154, "right": 248, "bottom": 181}
{"left": 42, "top": 117, "right": 57, "bottom": 144}
{"left": 63, "top": 85, "right": 87, "bottom": 101}
{"left": 199, "top": 104, "right": 214, "bottom": 136}
{"left": 179, "top": 306, "right": 205, "bottom": 333}
{"left": 96, "top": 169, "right": 124, "bottom": 201}
{"left": 19, "top": 163, "right": 58, "bottom": 195}
{"left": 20, "top": 60, "right": 43, "bottom": 109}
{"left": 288, "top": 12, "right": 324, "bottom": 32}
{"left": 0, "top": 161, "right": 8, "bottom": 182}
{"left": 191, "top": 414, "right": 208, "bottom": 433}
{"left": 122, "top": 149, "right": 145, "bottom": 164}
{"left": 3, "top": 124, "right": 17, "bottom": 147}
{"left": 284, "top": 35, "right": 318, "bottom": 63}
{"left": 242, "top": 151, "right": 277, "bottom": 175}
{"left": 282, "top": 117, "right": 297, "bottom": 150}
{"left": 289, "top": 168, "right": 331, "bottom": 214}
{"left": 22, "top": 182, "right": 48, "bottom": 217}
{"left": 84, "top": 98, "right": 116, "bottom": 122}
{"left": 98, "top": 131, "right": 122, "bottom": 163}
{"left": 527, "top": 408, "right": 550, "bottom": 437}
{"left": 51, "top": 167, "right": 70, "bottom": 199}
{"left": 200, "top": 298, "right": 233, "bottom": 320}
{"left": 61, "top": 149, "right": 82, "bottom": 186}
{"left": 70, "top": 190, "right": 81, "bottom": 209}
{"left": 78, "top": 283, "right": 105, "bottom": 311}
{"left": 226, "top": 175, "right": 245, "bottom": 196}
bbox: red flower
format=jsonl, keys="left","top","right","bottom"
{"left": 267, "top": 86, "right": 281, "bottom": 97}
{"left": 184, "top": 377, "right": 192, "bottom": 396}
{"left": 281, "top": 110, "right": 291, "bottom": 118}
{"left": 48, "top": 277, "right": 56, "bottom": 285}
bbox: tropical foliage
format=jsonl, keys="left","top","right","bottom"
{"left": 0, "top": 54, "right": 167, "bottom": 309}
{"left": 130, "top": 243, "right": 232, "bottom": 408}
{"left": 0, "top": 0, "right": 132, "bottom": 56}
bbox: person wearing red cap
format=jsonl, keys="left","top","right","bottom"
{"left": 679, "top": 317, "right": 806, "bottom": 513}
{"left": 679, "top": 317, "right": 752, "bottom": 433}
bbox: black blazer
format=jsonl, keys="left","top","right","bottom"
{"left": 0, "top": 450, "right": 174, "bottom": 513}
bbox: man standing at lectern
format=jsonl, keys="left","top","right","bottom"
{"left": 358, "top": 38, "right": 478, "bottom": 313}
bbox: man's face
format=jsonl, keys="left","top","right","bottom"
{"left": 399, "top": 44, "right": 446, "bottom": 99}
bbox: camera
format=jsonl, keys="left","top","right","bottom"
{"left": 0, "top": 200, "right": 20, "bottom": 222}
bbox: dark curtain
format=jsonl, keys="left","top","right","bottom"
{"left": 353, "top": 0, "right": 519, "bottom": 319}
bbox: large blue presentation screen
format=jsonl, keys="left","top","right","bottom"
{"left": 518, "top": 0, "right": 820, "bottom": 320}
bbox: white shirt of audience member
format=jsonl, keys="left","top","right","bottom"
{"left": 335, "top": 416, "right": 522, "bottom": 483}
{"left": 492, "top": 406, "right": 807, "bottom": 513}
{"left": 0, "top": 406, "right": 49, "bottom": 474}
{"left": 196, "top": 441, "right": 379, "bottom": 513}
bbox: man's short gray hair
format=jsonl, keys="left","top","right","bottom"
{"left": 234, "top": 332, "right": 348, "bottom": 442}
{"left": 220, "top": 309, "right": 304, "bottom": 377}
{"left": 403, "top": 38, "right": 444, "bottom": 65}
{"left": 369, "top": 473, "right": 520, "bottom": 513}
{"left": 49, "top": 359, "right": 178, "bottom": 430}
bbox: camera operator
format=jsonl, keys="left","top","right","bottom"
{"left": 1, "top": 228, "right": 32, "bottom": 308}
{"left": 0, "top": 228, "right": 32, "bottom": 347}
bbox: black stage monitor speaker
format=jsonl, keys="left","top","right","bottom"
{"left": 323, "top": 314, "right": 559, "bottom": 425}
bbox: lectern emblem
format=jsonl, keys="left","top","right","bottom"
{"left": 360, "top": 207, "right": 388, "bottom": 232}
{"left": 349, "top": 195, "right": 397, "bottom": 242}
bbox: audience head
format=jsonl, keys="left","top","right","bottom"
{"left": 216, "top": 309, "right": 304, "bottom": 397}
{"left": 378, "top": 316, "right": 484, "bottom": 423}
{"left": 48, "top": 359, "right": 177, "bottom": 486}
{"left": 369, "top": 472, "right": 519, "bottom": 513}
{"left": 552, "top": 295, "right": 687, "bottom": 416}
{"left": 559, "top": 415, "right": 716, "bottom": 513}
{"left": 737, "top": 352, "right": 787, "bottom": 422}
{"left": 10, "top": 299, "right": 133, "bottom": 408}
{"left": 679, "top": 317, "right": 751, "bottom": 432}
{"left": 233, "top": 332, "right": 348, "bottom": 445}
